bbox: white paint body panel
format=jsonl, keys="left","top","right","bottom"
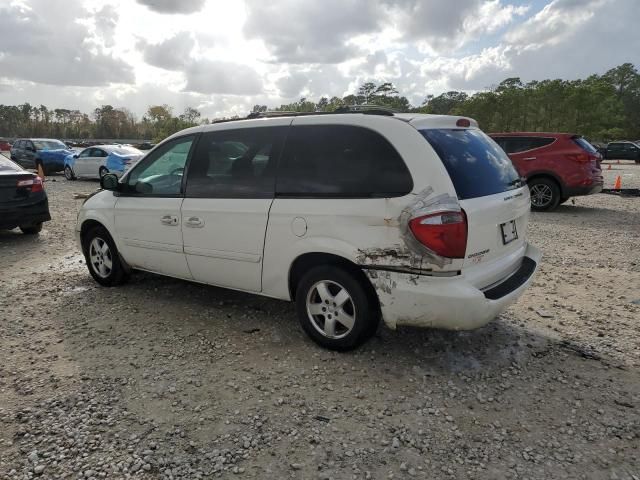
{"left": 77, "top": 113, "right": 540, "bottom": 333}
{"left": 114, "top": 197, "right": 191, "bottom": 279}
{"left": 181, "top": 198, "right": 272, "bottom": 292}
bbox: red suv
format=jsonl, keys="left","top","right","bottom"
{"left": 490, "top": 133, "right": 603, "bottom": 211}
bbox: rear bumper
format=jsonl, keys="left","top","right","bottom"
{"left": 0, "top": 198, "right": 51, "bottom": 229}
{"left": 368, "top": 243, "right": 542, "bottom": 330}
{"left": 564, "top": 183, "right": 603, "bottom": 197}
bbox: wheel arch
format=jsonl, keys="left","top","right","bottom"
{"left": 526, "top": 171, "right": 564, "bottom": 196}
{"left": 287, "top": 252, "right": 379, "bottom": 309}
{"left": 79, "top": 219, "right": 106, "bottom": 254}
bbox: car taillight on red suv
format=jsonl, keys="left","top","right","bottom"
{"left": 409, "top": 210, "right": 468, "bottom": 258}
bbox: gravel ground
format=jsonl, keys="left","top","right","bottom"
{"left": 1, "top": 161, "right": 639, "bottom": 480}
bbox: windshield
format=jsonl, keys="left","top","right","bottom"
{"left": 34, "top": 140, "right": 67, "bottom": 150}
{"left": 420, "top": 128, "right": 522, "bottom": 200}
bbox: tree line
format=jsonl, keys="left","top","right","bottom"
{"left": 1, "top": 63, "right": 638, "bottom": 143}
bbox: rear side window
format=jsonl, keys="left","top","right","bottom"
{"left": 420, "top": 129, "right": 521, "bottom": 200}
{"left": 572, "top": 137, "right": 597, "bottom": 154}
{"left": 186, "top": 126, "right": 286, "bottom": 198}
{"left": 276, "top": 125, "right": 412, "bottom": 197}
{"left": 504, "top": 137, "right": 555, "bottom": 153}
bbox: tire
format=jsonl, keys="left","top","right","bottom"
{"left": 82, "top": 225, "right": 129, "bottom": 287}
{"left": 64, "top": 165, "right": 76, "bottom": 180}
{"left": 99, "top": 167, "right": 108, "bottom": 178}
{"left": 19, "top": 223, "right": 42, "bottom": 235}
{"left": 529, "top": 178, "right": 561, "bottom": 211}
{"left": 295, "top": 265, "right": 379, "bottom": 351}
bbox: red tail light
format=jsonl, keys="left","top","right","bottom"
{"left": 17, "top": 176, "right": 44, "bottom": 193}
{"left": 409, "top": 210, "right": 467, "bottom": 258}
{"left": 566, "top": 153, "right": 590, "bottom": 163}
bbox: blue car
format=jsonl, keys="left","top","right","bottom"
{"left": 64, "top": 145, "right": 144, "bottom": 180}
{"left": 10, "top": 138, "right": 74, "bottom": 174}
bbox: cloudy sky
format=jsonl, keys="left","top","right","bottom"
{"left": 0, "top": 0, "right": 638, "bottom": 120}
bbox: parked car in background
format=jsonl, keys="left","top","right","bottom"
{"left": 77, "top": 111, "right": 540, "bottom": 350}
{"left": 64, "top": 145, "right": 144, "bottom": 180}
{"left": 604, "top": 141, "right": 640, "bottom": 163}
{"left": 490, "top": 132, "right": 603, "bottom": 211}
{"left": 10, "top": 138, "right": 74, "bottom": 174}
{"left": 0, "top": 140, "right": 11, "bottom": 152}
{"left": 0, "top": 156, "right": 50, "bottom": 234}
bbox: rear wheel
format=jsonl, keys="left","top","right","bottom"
{"left": 99, "top": 167, "right": 108, "bottom": 178}
{"left": 295, "top": 265, "right": 379, "bottom": 350}
{"left": 64, "top": 165, "right": 76, "bottom": 180}
{"left": 83, "top": 226, "right": 129, "bottom": 287}
{"left": 529, "top": 178, "right": 560, "bottom": 211}
{"left": 19, "top": 223, "right": 42, "bottom": 235}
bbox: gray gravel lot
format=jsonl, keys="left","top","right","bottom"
{"left": 1, "top": 161, "right": 639, "bottom": 479}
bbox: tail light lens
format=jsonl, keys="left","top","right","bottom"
{"left": 409, "top": 210, "right": 467, "bottom": 258}
{"left": 17, "top": 176, "right": 44, "bottom": 193}
{"left": 566, "top": 153, "right": 590, "bottom": 163}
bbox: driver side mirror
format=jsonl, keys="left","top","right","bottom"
{"left": 73, "top": 154, "right": 78, "bottom": 159}
{"left": 100, "top": 173, "right": 120, "bottom": 191}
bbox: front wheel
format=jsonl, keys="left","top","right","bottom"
{"left": 295, "top": 266, "right": 379, "bottom": 351}
{"left": 64, "top": 165, "right": 76, "bottom": 180}
{"left": 83, "top": 226, "right": 129, "bottom": 287}
{"left": 529, "top": 178, "right": 560, "bottom": 211}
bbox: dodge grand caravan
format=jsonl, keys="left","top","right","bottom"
{"left": 76, "top": 109, "right": 541, "bottom": 350}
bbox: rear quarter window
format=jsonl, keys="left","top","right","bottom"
{"left": 573, "top": 137, "right": 597, "bottom": 154}
{"left": 276, "top": 125, "right": 413, "bottom": 198}
{"left": 420, "top": 129, "right": 521, "bottom": 200}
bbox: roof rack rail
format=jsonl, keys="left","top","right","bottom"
{"left": 334, "top": 104, "right": 397, "bottom": 115}
{"left": 243, "top": 104, "right": 398, "bottom": 121}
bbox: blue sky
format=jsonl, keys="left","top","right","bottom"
{"left": 0, "top": 0, "right": 637, "bottom": 118}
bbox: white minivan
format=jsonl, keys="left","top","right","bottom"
{"left": 76, "top": 109, "right": 541, "bottom": 350}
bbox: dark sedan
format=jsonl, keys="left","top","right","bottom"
{"left": 0, "top": 156, "right": 51, "bottom": 234}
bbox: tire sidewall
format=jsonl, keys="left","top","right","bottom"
{"left": 83, "top": 226, "right": 125, "bottom": 287}
{"left": 529, "top": 178, "right": 560, "bottom": 211}
{"left": 295, "top": 265, "right": 376, "bottom": 350}
{"left": 64, "top": 166, "right": 75, "bottom": 180}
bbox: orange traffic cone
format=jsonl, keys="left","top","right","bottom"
{"left": 614, "top": 175, "right": 622, "bottom": 190}
{"left": 37, "top": 163, "right": 46, "bottom": 185}
{"left": 607, "top": 164, "right": 611, "bottom": 170}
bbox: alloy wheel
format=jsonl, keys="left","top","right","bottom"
{"left": 306, "top": 280, "right": 356, "bottom": 339}
{"left": 89, "top": 237, "right": 113, "bottom": 279}
{"left": 530, "top": 184, "right": 553, "bottom": 208}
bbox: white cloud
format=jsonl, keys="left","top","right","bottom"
{"left": 0, "top": 0, "right": 637, "bottom": 118}
{"left": 0, "top": 0, "right": 134, "bottom": 86}
{"left": 184, "top": 60, "right": 263, "bottom": 95}
{"left": 135, "top": 0, "right": 206, "bottom": 14}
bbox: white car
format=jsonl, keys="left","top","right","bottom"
{"left": 76, "top": 110, "right": 541, "bottom": 350}
{"left": 64, "top": 145, "right": 144, "bottom": 180}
